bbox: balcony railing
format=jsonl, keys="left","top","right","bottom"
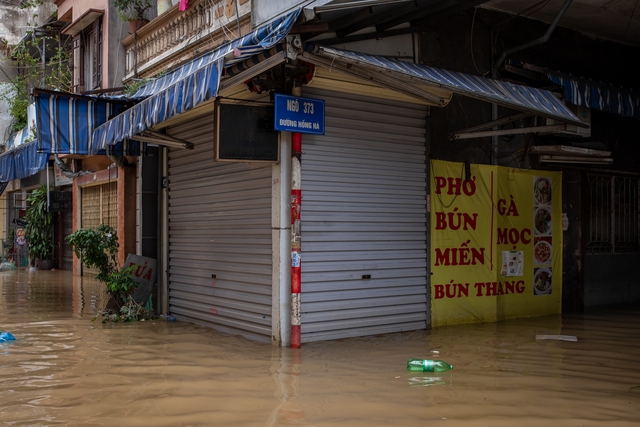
{"left": 123, "top": 0, "right": 251, "bottom": 80}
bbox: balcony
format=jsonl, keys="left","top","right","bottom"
{"left": 123, "top": 0, "right": 251, "bottom": 80}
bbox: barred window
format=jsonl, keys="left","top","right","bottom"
{"left": 587, "top": 174, "right": 639, "bottom": 253}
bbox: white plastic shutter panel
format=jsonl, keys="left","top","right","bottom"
{"left": 166, "top": 114, "right": 273, "bottom": 340}
{"left": 301, "top": 88, "right": 428, "bottom": 342}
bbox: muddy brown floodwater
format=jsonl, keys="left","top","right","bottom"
{"left": 1, "top": 270, "right": 639, "bottom": 426}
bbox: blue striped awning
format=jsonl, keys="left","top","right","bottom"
{"left": 0, "top": 148, "right": 16, "bottom": 182}
{"left": 546, "top": 70, "right": 640, "bottom": 120}
{"left": 35, "top": 90, "right": 144, "bottom": 156}
{"left": 305, "top": 45, "right": 584, "bottom": 127}
{"left": 0, "top": 140, "right": 48, "bottom": 182}
{"left": 91, "top": 8, "right": 301, "bottom": 153}
{"left": 0, "top": 91, "right": 146, "bottom": 183}
{"left": 6, "top": 124, "right": 34, "bottom": 151}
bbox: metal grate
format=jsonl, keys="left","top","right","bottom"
{"left": 81, "top": 182, "right": 117, "bottom": 275}
{"left": 587, "top": 174, "right": 639, "bottom": 254}
{"left": 81, "top": 183, "right": 117, "bottom": 229}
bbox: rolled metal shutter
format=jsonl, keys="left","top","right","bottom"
{"left": 301, "top": 88, "right": 428, "bottom": 342}
{"left": 166, "top": 114, "right": 273, "bottom": 340}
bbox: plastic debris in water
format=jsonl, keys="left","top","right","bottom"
{"left": 407, "top": 359, "right": 453, "bottom": 372}
{"left": 0, "top": 331, "right": 16, "bottom": 342}
{"left": 0, "top": 262, "right": 17, "bottom": 271}
{"left": 535, "top": 334, "right": 578, "bottom": 341}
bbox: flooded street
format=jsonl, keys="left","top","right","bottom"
{"left": 1, "top": 270, "right": 639, "bottom": 426}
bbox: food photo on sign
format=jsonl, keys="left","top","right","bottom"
{"left": 533, "top": 176, "right": 552, "bottom": 205}
{"left": 534, "top": 206, "right": 552, "bottom": 236}
{"left": 533, "top": 237, "right": 552, "bottom": 265}
{"left": 533, "top": 267, "right": 552, "bottom": 295}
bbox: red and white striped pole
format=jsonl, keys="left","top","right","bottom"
{"left": 291, "top": 132, "right": 302, "bottom": 348}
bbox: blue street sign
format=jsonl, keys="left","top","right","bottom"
{"left": 274, "top": 94, "right": 325, "bottom": 135}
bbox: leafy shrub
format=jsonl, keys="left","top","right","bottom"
{"left": 66, "top": 224, "right": 154, "bottom": 322}
{"left": 24, "top": 185, "right": 53, "bottom": 261}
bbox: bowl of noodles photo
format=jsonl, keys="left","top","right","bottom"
{"left": 534, "top": 177, "right": 552, "bottom": 205}
{"left": 534, "top": 268, "right": 552, "bottom": 295}
{"left": 534, "top": 240, "right": 552, "bottom": 264}
{"left": 534, "top": 207, "right": 552, "bottom": 235}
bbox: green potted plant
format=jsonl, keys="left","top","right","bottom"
{"left": 24, "top": 184, "right": 54, "bottom": 270}
{"left": 113, "top": 0, "right": 153, "bottom": 32}
{"left": 66, "top": 224, "right": 153, "bottom": 322}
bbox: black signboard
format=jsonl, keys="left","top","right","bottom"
{"left": 214, "top": 100, "right": 279, "bottom": 162}
{"left": 50, "top": 191, "right": 72, "bottom": 212}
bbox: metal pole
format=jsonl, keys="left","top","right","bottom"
{"left": 41, "top": 35, "right": 46, "bottom": 87}
{"left": 290, "top": 132, "right": 302, "bottom": 348}
{"left": 234, "top": 0, "right": 241, "bottom": 36}
{"left": 161, "top": 148, "right": 169, "bottom": 315}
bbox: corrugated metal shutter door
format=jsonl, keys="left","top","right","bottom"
{"left": 166, "top": 114, "right": 273, "bottom": 340}
{"left": 301, "top": 88, "right": 428, "bottom": 342}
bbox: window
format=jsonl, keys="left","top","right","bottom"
{"left": 72, "top": 18, "right": 102, "bottom": 93}
{"left": 586, "top": 174, "right": 639, "bottom": 253}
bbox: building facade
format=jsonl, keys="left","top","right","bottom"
{"left": 3, "top": 0, "right": 637, "bottom": 345}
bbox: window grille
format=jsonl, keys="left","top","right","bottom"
{"left": 586, "top": 174, "right": 639, "bottom": 254}
{"left": 81, "top": 182, "right": 117, "bottom": 276}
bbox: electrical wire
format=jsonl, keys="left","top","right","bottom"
{"left": 217, "top": 0, "right": 239, "bottom": 41}
{"left": 452, "top": 97, "right": 531, "bottom": 171}
{"left": 430, "top": 159, "right": 465, "bottom": 209}
{"left": 523, "top": 0, "right": 552, "bottom": 19}
{"left": 624, "top": 0, "right": 639, "bottom": 39}
{"left": 470, "top": 7, "right": 488, "bottom": 77}
{"left": 492, "top": 0, "right": 551, "bottom": 33}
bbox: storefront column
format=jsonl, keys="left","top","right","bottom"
{"left": 273, "top": 133, "right": 291, "bottom": 346}
{"left": 290, "top": 132, "right": 302, "bottom": 348}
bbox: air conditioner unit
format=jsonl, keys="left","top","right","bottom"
{"left": 546, "top": 104, "right": 591, "bottom": 138}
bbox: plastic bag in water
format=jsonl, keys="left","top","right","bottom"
{"left": 0, "top": 331, "right": 16, "bottom": 342}
{"left": 0, "top": 262, "right": 17, "bottom": 271}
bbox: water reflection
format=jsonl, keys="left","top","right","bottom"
{"left": 1, "top": 270, "right": 639, "bottom": 426}
{"left": 269, "top": 348, "right": 308, "bottom": 426}
{"left": 407, "top": 374, "right": 451, "bottom": 387}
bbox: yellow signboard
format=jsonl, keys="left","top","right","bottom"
{"left": 430, "top": 160, "right": 562, "bottom": 326}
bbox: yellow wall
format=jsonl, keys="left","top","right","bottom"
{"left": 430, "top": 160, "right": 562, "bottom": 326}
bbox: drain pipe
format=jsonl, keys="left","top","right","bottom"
{"left": 494, "top": 0, "right": 573, "bottom": 70}
{"left": 491, "top": 0, "right": 572, "bottom": 164}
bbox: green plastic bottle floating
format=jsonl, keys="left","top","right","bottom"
{"left": 407, "top": 359, "right": 453, "bottom": 372}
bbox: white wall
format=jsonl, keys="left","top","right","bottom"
{"left": 252, "top": 0, "right": 319, "bottom": 27}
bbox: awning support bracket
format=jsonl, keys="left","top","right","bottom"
{"left": 132, "top": 130, "right": 194, "bottom": 149}
{"left": 450, "top": 124, "right": 566, "bottom": 140}
{"left": 453, "top": 112, "right": 532, "bottom": 134}
{"left": 220, "top": 50, "right": 287, "bottom": 92}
